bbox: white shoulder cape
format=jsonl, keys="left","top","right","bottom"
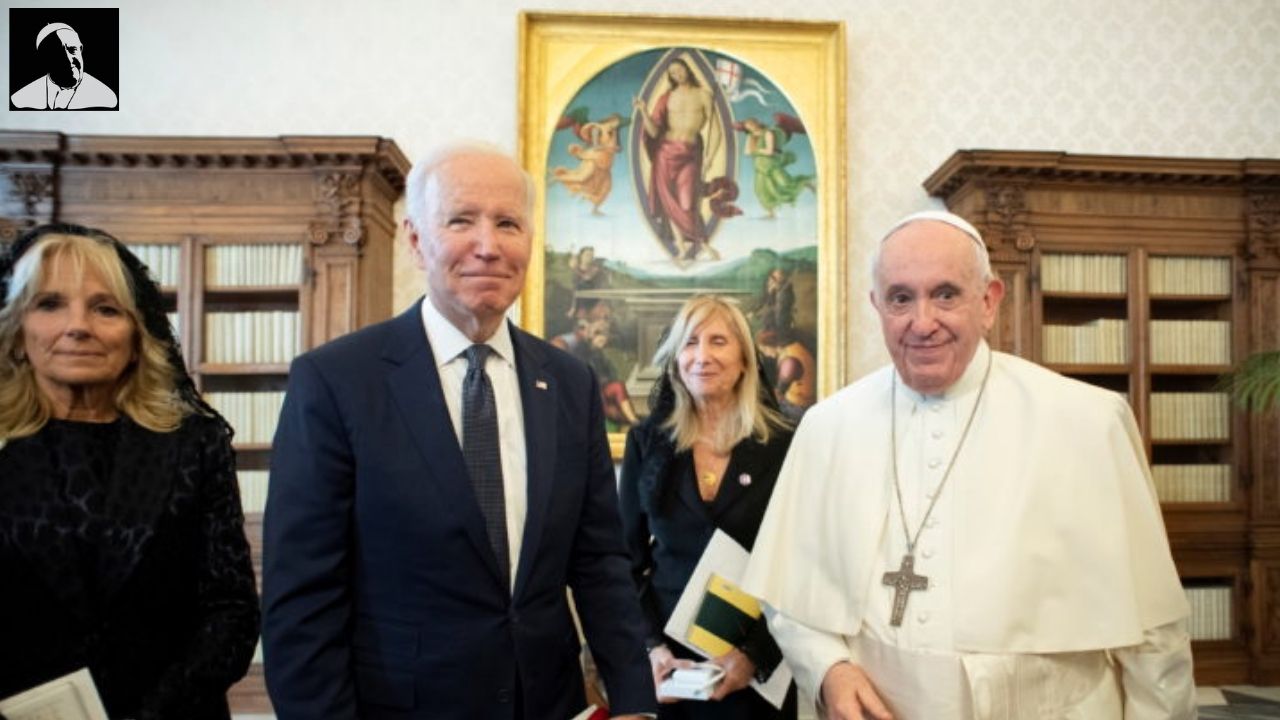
{"left": 742, "top": 350, "right": 1188, "bottom": 652}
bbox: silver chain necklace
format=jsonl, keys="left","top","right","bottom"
{"left": 881, "top": 350, "right": 993, "bottom": 627}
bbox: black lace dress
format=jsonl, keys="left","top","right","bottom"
{"left": 0, "top": 414, "right": 259, "bottom": 719}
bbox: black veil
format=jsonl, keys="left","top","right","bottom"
{"left": 1, "top": 223, "right": 232, "bottom": 438}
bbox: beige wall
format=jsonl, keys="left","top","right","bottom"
{"left": 4, "top": 0, "right": 1278, "bottom": 381}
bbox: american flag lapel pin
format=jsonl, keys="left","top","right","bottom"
{"left": 535, "top": 379, "right": 548, "bottom": 390}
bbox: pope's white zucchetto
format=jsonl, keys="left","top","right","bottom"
{"left": 880, "top": 210, "right": 986, "bottom": 249}
{"left": 36, "top": 22, "right": 74, "bottom": 49}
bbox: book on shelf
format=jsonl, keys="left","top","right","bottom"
{"left": 205, "top": 391, "right": 286, "bottom": 445}
{"left": 1150, "top": 392, "right": 1230, "bottom": 441}
{"left": 1152, "top": 464, "right": 1231, "bottom": 503}
{"left": 205, "top": 244, "right": 303, "bottom": 287}
{"left": 204, "top": 311, "right": 300, "bottom": 364}
{"left": 125, "top": 243, "right": 181, "bottom": 288}
{"left": 1040, "top": 253, "right": 1126, "bottom": 294}
{"left": 1149, "top": 256, "right": 1231, "bottom": 296}
{"left": 1041, "top": 318, "right": 1128, "bottom": 364}
{"left": 1185, "top": 585, "right": 1232, "bottom": 641}
{"left": 237, "top": 470, "right": 269, "bottom": 513}
{"left": 1149, "top": 320, "right": 1231, "bottom": 365}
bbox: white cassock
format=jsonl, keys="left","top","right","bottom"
{"left": 741, "top": 342, "right": 1196, "bottom": 719}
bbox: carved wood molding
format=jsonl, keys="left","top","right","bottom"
{"left": 1265, "top": 565, "right": 1280, "bottom": 651}
{"left": 0, "top": 132, "right": 410, "bottom": 193}
{"left": 2, "top": 171, "right": 56, "bottom": 239}
{"left": 975, "top": 183, "right": 1037, "bottom": 253}
{"left": 12, "top": 172, "right": 54, "bottom": 216}
{"left": 0, "top": 132, "right": 408, "bottom": 246}
{"left": 308, "top": 171, "right": 365, "bottom": 246}
{"left": 924, "top": 150, "right": 1280, "bottom": 198}
{"left": 1247, "top": 193, "right": 1280, "bottom": 266}
{"left": 64, "top": 136, "right": 409, "bottom": 192}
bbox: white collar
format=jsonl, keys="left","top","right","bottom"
{"left": 897, "top": 340, "right": 992, "bottom": 407}
{"left": 419, "top": 296, "right": 515, "bottom": 370}
{"left": 46, "top": 75, "right": 81, "bottom": 108}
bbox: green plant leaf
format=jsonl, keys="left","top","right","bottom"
{"left": 1223, "top": 351, "right": 1280, "bottom": 412}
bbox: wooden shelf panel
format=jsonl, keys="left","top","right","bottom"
{"left": 1161, "top": 500, "right": 1245, "bottom": 511}
{"left": 1149, "top": 364, "right": 1234, "bottom": 375}
{"left": 205, "top": 284, "right": 300, "bottom": 300}
{"left": 1043, "top": 363, "right": 1131, "bottom": 375}
{"left": 1151, "top": 438, "right": 1231, "bottom": 446}
{"left": 1150, "top": 293, "right": 1232, "bottom": 303}
{"left": 198, "top": 363, "right": 290, "bottom": 375}
{"left": 234, "top": 443, "right": 272, "bottom": 453}
{"left": 1040, "top": 290, "right": 1128, "bottom": 301}
{"left": 227, "top": 665, "right": 272, "bottom": 714}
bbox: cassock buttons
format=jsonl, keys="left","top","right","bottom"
{"left": 928, "top": 458, "right": 942, "bottom": 469}
{"left": 922, "top": 547, "right": 934, "bottom": 559}
{"left": 931, "top": 428, "right": 944, "bottom": 439}
{"left": 739, "top": 473, "right": 751, "bottom": 486}
{"left": 917, "top": 611, "right": 931, "bottom": 623}
{"left": 926, "top": 516, "right": 940, "bottom": 528}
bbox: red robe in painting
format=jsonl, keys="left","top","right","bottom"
{"left": 643, "top": 91, "right": 708, "bottom": 255}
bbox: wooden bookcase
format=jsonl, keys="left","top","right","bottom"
{"left": 0, "top": 131, "right": 409, "bottom": 712}
{"left": 924, "top": 150, "right": 1280, "bottom": 684}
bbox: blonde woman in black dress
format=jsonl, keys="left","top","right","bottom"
{"left": 0, "top": 224, "right": 259, "bottom": 719}
{"left": 619, "top": 295, "right": 797, "bottom": 720}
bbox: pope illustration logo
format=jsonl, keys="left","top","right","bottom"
{"left": 9, "top": 9, "right": 119, "bottom": 111}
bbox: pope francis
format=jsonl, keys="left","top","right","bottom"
{"left": 741, "top": 211, "right": 1195, "bottom": 719}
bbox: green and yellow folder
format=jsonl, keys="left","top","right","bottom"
{"left": 686, "top": 572, "right": 762, "bottom": 657}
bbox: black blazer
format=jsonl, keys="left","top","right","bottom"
{"left": 618, "top": 417, "right": 793, "bottom": 679}
{"left": 262, "top": 301, "right": 654, "bottom": 720}
{"left": 0, "top": 413, "right": 260, "bottom": 719}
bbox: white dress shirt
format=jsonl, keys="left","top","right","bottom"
{"left": 421, "top": 298, "right": 527, "bottom": 590}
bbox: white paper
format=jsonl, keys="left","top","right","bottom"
{"left": 662, "top": 528, "right": 793, "bottom": 708}
{"left": 0, "top": 668, "right": 109, "bottom": 720}
{"left": 570, "top": 705, "right": 601, "bottom": 720}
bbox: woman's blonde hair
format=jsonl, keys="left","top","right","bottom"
{"left": 652, "top": 295, "right": 788, "bottom": 453}
{"left": 0, "top": 231, "right": 188, "bottom": 440}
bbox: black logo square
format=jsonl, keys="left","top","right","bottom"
{"left": 9, "top": 7, "right": 119, "bottom": 111}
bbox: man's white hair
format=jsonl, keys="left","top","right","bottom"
{"left": 869, "top": 209, "right": 994, "bottom": 289}
{"left": 404, "top": 141, "right": 534, "bottom": 231}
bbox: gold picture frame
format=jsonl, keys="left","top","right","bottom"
{"left": 518, "top": 11, "right": 847, "bottom": 458}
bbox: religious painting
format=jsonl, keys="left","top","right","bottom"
{"left": 519, "top": 12, "right": 847, "bottom": 457}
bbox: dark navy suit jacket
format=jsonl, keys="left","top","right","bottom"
{"left": 262, "top": 300, "right": 654, "bottom": 719}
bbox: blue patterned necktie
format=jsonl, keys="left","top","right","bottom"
{"left": 462, "top": 344, "right": 510, "bottom": 585}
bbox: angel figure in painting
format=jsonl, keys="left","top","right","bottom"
{"left": 737, "top": 114, "right": 815, "bottom": 219}
{"left": 550, "top": 109, "right": 627, "bottom": 215}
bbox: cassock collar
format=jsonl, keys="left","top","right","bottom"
{"left": 896, "top": 340, "right": 991, "bottom": 410}
{"left": 419, "top": 295, "right": 516, "bottom": 369}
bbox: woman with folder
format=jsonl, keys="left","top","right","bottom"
{"left": 619, "top": 295, "right": 797, "bottom": 719}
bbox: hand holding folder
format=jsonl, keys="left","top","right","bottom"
{"left": 662, "top": 529, "right": 793, "bottom": 709}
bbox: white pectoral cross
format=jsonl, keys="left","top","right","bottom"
{"left": 882, "top": 554, "right": 929, "bottom": 627}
